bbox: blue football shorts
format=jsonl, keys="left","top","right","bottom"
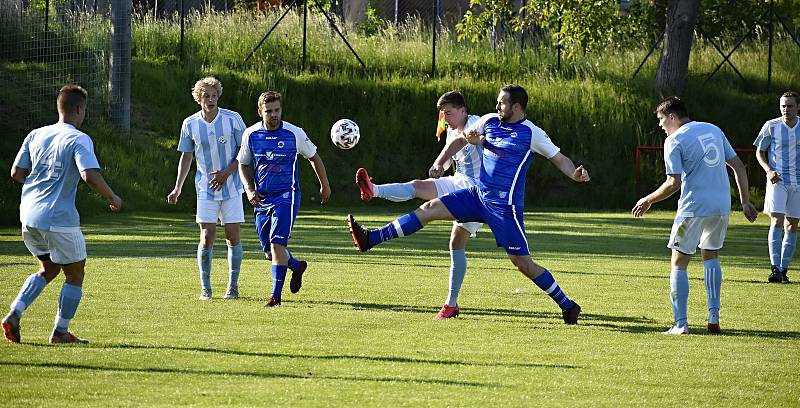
{"left": 439, "top": 186, "right": 530, "bottom": 256}
{"left": 254, "top": 193, "right": 300, "bottom": 249}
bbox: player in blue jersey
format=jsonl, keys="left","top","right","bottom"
{"left": 754, "top": 91, "right": 800, "bottom": 284}
{"left": 167, "top": 77, "right": 247, "bottom": 301}
{"left": 347, "top": 84, "right": 589, "bottom": 324}
{"left": 2, "top": 84, "right": 122, "bottom": 344}
{"left": 355, "top": 90, "right": 483, "bottom": 320}
{"left": 632, "top": 96, "right": 757, "bottom": 335}
{"left": 238, "top": 91, "right": 331, "bottom": 308}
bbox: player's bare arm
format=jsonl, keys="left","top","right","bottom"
{"left": 81, "top": 169, "right": 122, "bottom": 211}
{"left": 308, "top": 154, "right": 331, "bottom": 204}
{"left": 209, "top": 159, "right": 239, "bottom": 192}
{"left": 429, "top": 136, "right": 465, "bottom": 178}
{"left": 548, "top": 152, "right": 590, "bottom": 182}
{"left": 238, "top": 162, "right": 262, "bottom": 207}
{"left": 727, "top": 156, "right": 758, "bottom": 222}
{"left": 632, "top": 174, "right": 681, "bottom": 217}
{"left": 167, "top": 151, "right": 194, "bottom": 204}
{"left": 756, "top": 149, "right": 781, "bottom": 184}
{"left": 463, "top": 129, "right": 484, "bottom": 145}
{"left": 10, "top": 166, "right": 30, "bottom": 183}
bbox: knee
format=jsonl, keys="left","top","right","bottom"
{"left": 200, "top": 230, "right": 216, "bottom": 248}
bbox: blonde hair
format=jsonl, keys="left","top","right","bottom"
{"left": 257, "top": 91, "right": 282, "bottom": 110}
{"left": 192, "top": 77, "right": 223, "bottom": 103}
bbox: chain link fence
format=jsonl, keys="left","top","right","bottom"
{"left": 0, "top": 0, "right": 111, "bottom": 130}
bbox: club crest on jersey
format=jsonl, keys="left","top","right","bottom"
{"left": 218, "top": 135, "right": 227, "bottom": 144}
{"left": 277, "top": 141, "right": 285, "bottom": 149}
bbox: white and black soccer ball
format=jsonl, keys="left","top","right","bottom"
{"left": 330, "top": 119, "right": 360, "bottom": 150}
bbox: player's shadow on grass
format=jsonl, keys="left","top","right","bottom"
{"left": 0, "top": 361, "right": 498, "bottom": 387}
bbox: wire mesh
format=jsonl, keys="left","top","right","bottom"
{"left": 0, "top": 0, "right": 110, "bottom": 130}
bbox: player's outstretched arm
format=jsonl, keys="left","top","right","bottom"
{"left": 10, "top": 166, "right": 31, "bottom": 184}
{"left": 548, "top": 153, "right": 590, "bottom": 182}
{"left": 308, "top": 154, "right": 331, "bottom": 204}
{"left": 80, "top": 169, "right": 122, "bottom": 212}
{"left": 727, "top": 156, "right": 758, "bottom": 222}
{"left": 167, "top": 152, "right": 193, "bottom": 204}
{"left": 632, "top": 174, "right": 681, "bottom": 217}
{"left": 429, "top": 137, "right": 465, "bottom": 178}
{"left": 756, "top": 149, "right": 781, "bottom": 184}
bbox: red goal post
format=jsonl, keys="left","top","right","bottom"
{"left": 634, "top": 146, "right": 759, "bottom": 192}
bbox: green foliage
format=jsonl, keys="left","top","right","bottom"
{"left": 0, "top": 210, "right": 797, "bottom": 405}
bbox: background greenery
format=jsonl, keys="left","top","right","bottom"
{"left": 1, "top": 5, "right": 799, "bottom": 224}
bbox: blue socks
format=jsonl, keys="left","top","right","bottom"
{"left": 446, "top": 249, "right": 467, "bottom": 307}
{"left": 368, "top": 212, "right": 423, "bottom": 247}
{"left": 703, "top": 258, "right": 722, "bottom": 323}
{"left": 54, "top": 283, "right": 83, "bottom": 332}
{"left": 669, "top": 269, "right": 689, "bottom": 328}
{"left": 769, "top": 225, "right": 782, "bottom": 267}
{"left": 10, "top": 273, "right": 47, "bottom": 317}
{"left": 227, "top": 243, "right": 243, "bottom": 289}
{"left": 197, "top": 247, "right": 213, "bottom": 290}
{"left": 271, "top": 265, "right": 287, "bottom": 297}
{"left": 374, "top": 182, "right": 417, "bottom": 202}
{"left": 532, "top": 269, "right": 574, "bottom": 310}
{"left": 286, "top": 250, "right": 302, "bottom": 272}
{"left": 780, "top": 231, "right": 797, "bottom": 270}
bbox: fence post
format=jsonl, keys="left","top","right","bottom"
{"left": 110, "top": 0, "right": 131, "bottom": 136}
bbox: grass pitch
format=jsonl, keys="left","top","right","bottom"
{"left": 0, "top": 208, "right": 797, "bottom": 406}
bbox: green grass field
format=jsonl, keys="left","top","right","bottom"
{"left": 0, "top": 208, "right": 797, "bottom": 406}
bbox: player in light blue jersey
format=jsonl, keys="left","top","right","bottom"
{"left": 238, "top": 91, "right": 331, "bottom": 308}
{"left": 2, "top": 84, "right": 122, "bottom": 344}
{"left": 754, "top": 91, "right": 800, "bottom": 284}
{"left": 355, "top": 91, "right": 484, "bottom": 319}
{"left": 348, "top": 85, "right": 589, "bottom": 324}
{"left": 168, "top": 77, "right": 246, "bottom": 301}
{"left": 633, "top": 97, "right": 757, "bottom": 335}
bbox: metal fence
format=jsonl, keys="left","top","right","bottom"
{"left": 0, "top": 0, "right": 111, "bottom": 130}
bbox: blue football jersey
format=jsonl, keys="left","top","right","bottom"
{"left": 467, "top": 114, "right": 560, "bottom": 206}
{"left": 238, "top": 120, "right": 317, "bottom": 203}
{"left": 664, "top": 121, "right": 736, "bottom": 217}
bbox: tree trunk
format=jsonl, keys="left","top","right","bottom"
{"left": 654, "top": 0, "right": 699, "bottom": 97}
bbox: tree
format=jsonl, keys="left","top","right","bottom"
{"left": 654, "top": 0, "right": 699, "bottom": 96}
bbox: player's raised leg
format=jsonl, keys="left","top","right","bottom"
{"left": 347, "top": 198, "right": 455, "bottom": 253}
{"left": 356, "top": 167, "right": 440, "bottom": 203}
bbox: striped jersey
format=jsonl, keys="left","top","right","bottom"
{"left": 665, "top": 121, "right": 736, "bottom": 217}
{"left": 237, "top": 120, "right": 318, "bottom": 205}
{"left": 466, "top": 113, "right": 560, "bottom": 207}
{"left": 447, "top": 115, "right": 482, "bottom": 184}
{"left": 177, "top": 108, "right": 246, "bottom": 200}
{"left": 13, "top": 123, "right": 100, "bottom": 230}
{"left": 754, "top": 117, "right": 800, "bottom": 187}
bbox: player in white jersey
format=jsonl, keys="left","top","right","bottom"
{"left": 632, "top": 97, "right": 757, "bottom": 335}
{"left": 355, "top": 91, "right": 483, "bottom": 320}
{"left": 2, "top": 84, "right": 122, "bottom": 344}
{"left": 753, "top": 91, "right": 800, "bottom": 284}
{"left": 167, "top": 77, "right": 247, "bottom": 301}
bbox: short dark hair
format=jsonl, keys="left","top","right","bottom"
{"left": 258, "top": 91, "right": 282, "bottom": 110}
{"left": 501, "top": 84, "right": 528, "bottom": 110}
{"left": 436, "top": 90, "right": 466, "bottom": 110}
{"left": 781, "top": 91, "right": 799, "bottom": 104}
{"left": 57, "top": 84, "right": 88, "bottom": 113}
{"left": 655, "top": 96, "right": 689, "bottom": 118}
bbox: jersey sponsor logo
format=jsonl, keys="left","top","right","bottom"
{"left": 258, "top": 164, "right": 282, "bottom": 172}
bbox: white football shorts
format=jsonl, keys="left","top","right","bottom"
{"left": 196, "top": 194, "right": 245, "bottom": 224}
{"left": 433, "top": 174, "right": 483, "bottom": 236}
{"left": 667, "top": 215, "right": 729, "bottom": 255}
{"left": 22, "top": 225, "right": 87, "bottom": 265}
{"left": 764, "top": 182, "right": 800, "bottom": 219}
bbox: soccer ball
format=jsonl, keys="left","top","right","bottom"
{"left": 330, "top": 119, "right": 360, "bottom": 150}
